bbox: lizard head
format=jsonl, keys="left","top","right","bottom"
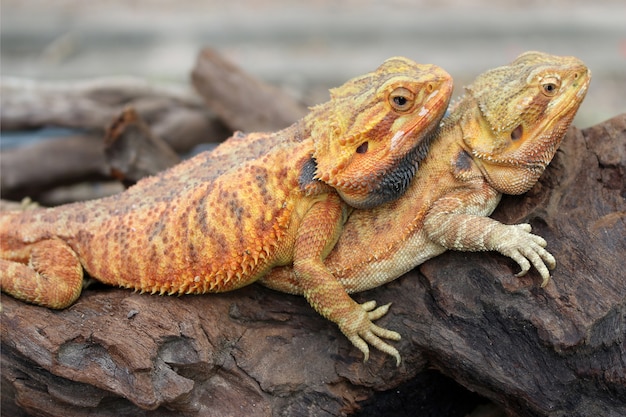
{"left": 309, "top": 56, "right": 453, "bottom": 209}
{"left": 462, "top": 50, "right": 591, "bottom": 194}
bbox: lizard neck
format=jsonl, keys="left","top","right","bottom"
{"left": 347, "top": 127, "right": 436, "bottom": 209}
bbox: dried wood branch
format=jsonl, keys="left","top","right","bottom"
{"left": 0, "top": 76, "right": 229, "bottom": 153}
{"left": 104, "top": 107, "right": 181, "bottom": 185}
{"left": 1, "top": 76, "right": 201, "bottom": 129}
{"left": 0, "top": 134, "right": 109, "bottom": 199}
{"left": 192, "top": 47, "right": 308, "bottom": 132}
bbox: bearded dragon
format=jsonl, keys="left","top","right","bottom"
{"left": 0, "top": 57, "right": 453, "bottom": 362}
{"left": 260, "top": 51, "right": 591, "bottom": 364}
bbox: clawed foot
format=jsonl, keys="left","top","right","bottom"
{"left": 497, "top": 223, "right": 556, "bottom": 287}
{"left": 340, "top": 300, "right": 401, "bottom": 366}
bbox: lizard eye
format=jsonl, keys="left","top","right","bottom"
{"left": 541, "top": 77, "right": 560, "bottom": 97}
{"left": 389, "top": 87, "right": 415, "bottom": 112}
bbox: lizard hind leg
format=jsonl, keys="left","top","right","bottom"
{"left": 0, "top": 239, "right": 83, "bottom": 309}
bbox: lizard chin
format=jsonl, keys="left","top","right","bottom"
{"left": 474, "top": 95, "right": 584, "bottom": 195}
{"left": 479, "top": 162, "right": 545, "bottom": 195}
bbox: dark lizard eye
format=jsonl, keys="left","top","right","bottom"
{"left": 389, "top": 87, "right": 415, "bottom": 112}
{"left": 356, "top": 142, "right": 369, "bottom": 154}
{"left": 541, "top": 77, "right": 560, "bottom": 97}
{"left": 394, "top": 96, "right": 407, "bottom": 106}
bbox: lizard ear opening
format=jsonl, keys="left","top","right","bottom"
{"left": 356, "top": 142, "right": 369, "bottom": 154}
{"left": 511, "top": 125, "right": 523, "bottom": 141}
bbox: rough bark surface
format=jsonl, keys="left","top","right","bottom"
{"left": 2, "top": 114, "right": 624, "bottom": 417}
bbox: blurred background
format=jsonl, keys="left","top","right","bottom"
{"left": 1, "top": 0, "right": 625, "bottom": 128}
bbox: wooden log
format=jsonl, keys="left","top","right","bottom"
{"left": 104, "top": 107, "right": 182, "bottom": 186}
{"left": 0, "top": 77, "right": 212, "bottom": 145}
{"left": 0, "top": 134, "right": 109, "bottom": 200}
{"left": 0, "top": 76, "right": 230, "bottom": 200}
{"left": 0, "top": 48, "right": 310, "bottom": 202}
{"left": 1, "top": 115, "right": 624, "bottom": 416}
{"left": 191, "top": 47, "right": 308, "bottom": 133}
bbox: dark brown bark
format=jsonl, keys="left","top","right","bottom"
{"left": 2, "top": 115, "right": 624, "bottom": 417}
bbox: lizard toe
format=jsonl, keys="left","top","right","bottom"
{"left": 366, "top": 302, "right": 392, "bottom": 321}
{"left": 360, "top": 300, "right": 378, "bottom": 312}
{"left": 362, "top": 329, "right": 402, "bottom": 366}
{"left": 340, "top": 300, "right": 400, "bottom": 365}
{"left": 347, "top": 334, "right": 370, "bottom": 363}
{"left": 512, "top": 252, "right": 532, "bottom": 277}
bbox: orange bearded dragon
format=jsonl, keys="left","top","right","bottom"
{"left": 0, "top": 57, "right": 453, "bottom": 363}
{"left": 260, "top": 51, "right": 591, "bottom": 364}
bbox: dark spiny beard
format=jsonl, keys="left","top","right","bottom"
{"left": 349, "top": 127, "right": 439, "bottom": 209}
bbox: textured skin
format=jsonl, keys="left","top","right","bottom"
{"left": 261, "top": 51, "right": 591, "bottom": 363}
{"left": 0, "top": 57, "right": 453, "bottom": 364}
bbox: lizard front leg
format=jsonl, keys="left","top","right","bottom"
{"left": 0, "top": 239, "right": 84, "bottom": 308}
{"left": 424, "top": 192, "right": 556, "bottom": 287}
{"left": 292, "top": 193, "right": 401, "bottom": 365}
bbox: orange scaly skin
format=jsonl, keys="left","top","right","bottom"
{"left": 261, "top": 51, "right": 591, "bottom": 363}
{"left": 0, "top": 57, "right": 453, "bottom": 365}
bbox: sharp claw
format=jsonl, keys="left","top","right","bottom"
{"left": 342, "top": 300, "right": 401, "bottom": 364}
{"left": 348, "top": 334, "right": 370, "bottom": 362}
{"left": 498, "top": 225, "right": 557, "bottom": 287}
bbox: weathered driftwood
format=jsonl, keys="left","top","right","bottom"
{"left": 104, "top": 108, "right": 182, "bottom": 185}
{"left": 1, "top": 48, "right": 308, "bottom": 201}
{"left": 0, "top": 134, "right": 109, "bottom": 200}
{"left": 0, "top": 77, "right": 228, "bottom": 200}
{"left": 0, "top": 75, "right": 226, "bottom": 151}
{"left": 2, "top": 114, "right": 624, "bottom": 417}
{"left": 191, "top": 47, "right": 308, "bottom": 133}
